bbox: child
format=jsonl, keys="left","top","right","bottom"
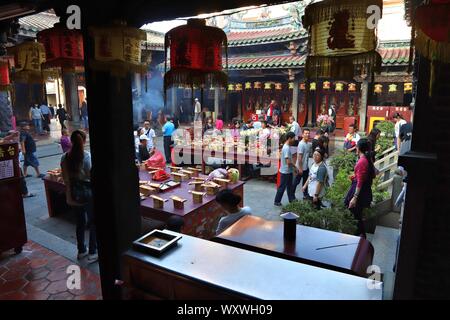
{"left": 60, "top": 128, "right": 72, "bottom": 153}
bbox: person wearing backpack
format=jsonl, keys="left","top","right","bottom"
{"left": 302, "top": 148, "right": 328, "bottom": 209}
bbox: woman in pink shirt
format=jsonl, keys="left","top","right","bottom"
{"left": 344, "top": 138, "right": 376, "bottom": 238}
{"left": 215, "top": 115, "right": 224, "bottom": 131}
{"left": 231, "top": 120, "right": 241, "bottom": 140}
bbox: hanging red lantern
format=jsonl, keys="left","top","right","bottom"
{"left": 323, "top": 81, "right": 331, "bottom": 90}
{"left": 275, "top": 83, "right": 283, "bottom": 90}
{"left": 348, "top": 83, "right": 357, "bottom": 92}
{"left": 299, "top": 83, "right": 306, "bottom": 90}
{"left": 37, "top": 23, "right": 84, "bottom": 70}
{"left": 164, "top": 19, "right": 228, "bottom": 92}
{"left": 254, "top": 82, "right": 262, "bottom": 89}
{"left": 414, "top": 1, "right": 450, "bottom": 63}
{"left": 0, "top": 62, "right": 10, "bottom": 90}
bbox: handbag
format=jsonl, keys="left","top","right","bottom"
{"left": 71, "top": 180, "right": 92, "bottom": 204}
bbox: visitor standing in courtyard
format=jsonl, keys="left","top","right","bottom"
{"left": 302, "top": 148, "right": 328, "bottom": 209}
{"left": 344, "top": 124, "right": 360, "bottom": 153}
{"left": 292, "top": 128, "right": 311, "bottom": 199}
{"left": 80, "top": 99, "right": 89, "bottom": 130}
{"left": 29, "top": 104, "right": 43, "bottom": 135}
{"left": 266, "top": 100, "right": 276, "bottom": 124}
{"left": 162, "top": 116, "right": 175, "bottom": 164}
{"left": 194, "top": 98, "right": 201, "bottom": 122}
{"left": 328, "top": 104, "right": 337, "bottom": 134}
{"left": 61, "top": 129, "right": 97, "bottom": 263}
{"left": 345, "top": 138, "right": 376, "bottom": 239}
{"left": 367, "top": 127, "right": 381, "bottom": 161}
{"left": 56, "top": 104, "right": 67, "bottom": 129}
{"left": 215, "top": 189, "right": 252, "bottom": 235}
{"left": 19, "top": 122, "right": 45, "bottom": 178}
{"left": 215, "top": 115, "right": 224, "bottom": 132}
{"left": 40, "top": 101, "right": 51, "bottom": 133}
{"left": 143, "top": 120, "right": 156, "bottom": 152}
{"left": 274, "top": 132, "right": 297, "bottom": 206}
{"left": 393, "top": 113, "right": 407, "bottom": 150}
{"left": 289, "top": 116, "right": 301, "bottom": 143}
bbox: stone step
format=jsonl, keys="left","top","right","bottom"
{"left": 370, "top": 225, "right": 399, "bottom": 300}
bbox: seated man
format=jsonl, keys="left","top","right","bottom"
{"left": 215, "top": 189, "right": 252, "bottom": 235}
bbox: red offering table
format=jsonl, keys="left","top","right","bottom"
{"left": 0, "top": 142, "right": 27, "bottom": 254}
{"left": 213, "top": 215, "right": 374, "bottom": 278}
{"left": 43, "top": 167, "right": 244, "bottom": 239}
{"left": 139, "top": 170, "right": 244, "bottom": 239}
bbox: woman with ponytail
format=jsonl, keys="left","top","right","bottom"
{"left": 61, "top": 130, "right": 97, "bottom": 262}
{"left": 344, "top": 138, "right": 376, "bottom": 238}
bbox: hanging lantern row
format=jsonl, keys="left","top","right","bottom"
{"left": 7, "top": 41, "right": 46, "bottom": 83}
{"left": 303, "top": 0, "right": 383, "bottom": 79}
{"left": 89, "top": 20, "right": 147, "bottom": 77}
{"left": 226, "top": 81, "right": 360, "bottom": 92}
{"left": 37, "top": 23, "right": 84, "bottom": 70}
{"left": 374, "top": 83, "right": 411, "bottom": 94}
{"left": 164, "top": 18, "right": 228, "bottom": 94}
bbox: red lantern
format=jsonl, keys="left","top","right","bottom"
{"left": 164, "top": 19, "right": 228, "bottom": 91}
{"left": 37, "top": 23, "right": 84, "bottom": 69}
{"left": 414, "top": 1, "right": 450, "bottom": 63}
{"left": 0, "top": 62, "right": 10, "bottom": 90}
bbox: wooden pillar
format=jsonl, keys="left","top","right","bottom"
{"left": 0, "top": 90, "right": 13, "bottom": 131}
{"left": 171, "top": 87, "right": 177, "bottom": 115}
{"left": 62, "top": 70, "right": 80, "bottom": 123}
{"left": 292, "top": 80, "right": 299, "bottom": 121}
{"left": 359, "top": 78, "right": 369, "bottom": 133}
{"left": 82, "top": 23, "right": 141, "bottom": 300}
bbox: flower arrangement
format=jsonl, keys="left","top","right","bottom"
{"left": 317, "top": 114, "right": 334, "bottom": 128}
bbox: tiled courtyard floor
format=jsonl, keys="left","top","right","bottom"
{"left": 0, "top": 241, "right": 102, "bottom": 300}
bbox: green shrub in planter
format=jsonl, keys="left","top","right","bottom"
{"left": 282, "top": 201, "right": 357, "bottom": 235}
{"left": 329, "top": 150, "right": 357, "bottom": 175}
{"left": 376, "top": 121, "right": 395, "bottom": 138}
{"left": 325, "top": 170, "right": 352, "bottom": 206}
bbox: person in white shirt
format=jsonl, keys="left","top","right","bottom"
{"left": 288, "top": 116, "right": 302, "bottom": 141}
{"left": 194, "top": 98, "right": 201, "bottom": 122}
{"left": 215, "top": 189, "right": 252, "bottom": 235}
{"left": 393, "top": 112, "right": 407, "bottom": 150}
{"left": 29, "top": 104, "right": 44, "bottom": 135}
{"left": 143, "top": 120, "right": 156, "bottom": 151}
{"left": 135, "top": 127, "right": 144, "bottom": 155}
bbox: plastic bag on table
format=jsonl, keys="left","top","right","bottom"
{"left": 206, "top": 168, "right": 229, "bottom": 182}
{"left": 145, "top": 149, "right": 166, "bottom": 170}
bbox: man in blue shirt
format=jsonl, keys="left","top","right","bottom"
{"left": 274, "top": 132, "right": 297, "bottom": 206}
{"left": 40, "top": 102, "right": 51, "bottom": 133}
{"left": 162, "top": 116, "right": 175, "bottom": 164}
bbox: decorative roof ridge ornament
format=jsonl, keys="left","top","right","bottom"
{"left": 303, "top": 0, "right": 383, "bottom": 80}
